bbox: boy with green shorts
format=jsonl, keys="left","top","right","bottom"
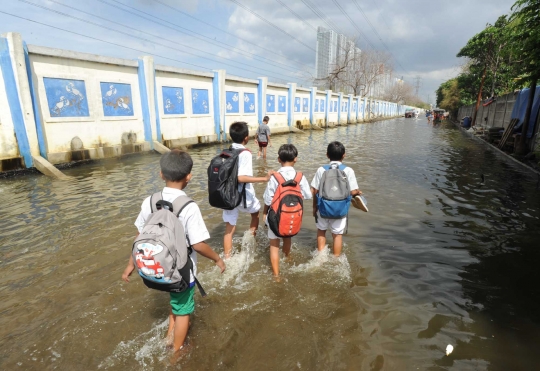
{"left": 122, "top": 150, "right": 225, "bottom": 358}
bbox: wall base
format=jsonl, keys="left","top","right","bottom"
{"left": 47, "top": 141, "right": 152, "bottom": 164}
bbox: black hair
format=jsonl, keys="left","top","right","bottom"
{"left": 327, "top": 141, "right": 345, "bottom": 161}
{"left": 229, "top": 121, "right": 249, "bottom": 143}
{"left": 263, "top": 116, "right": 269, "bottom": 122}
{"left": 278, "top": 144, "right": 298, "bottom": 162}
{"left": 160, "top": 149, "right": 193, "bottom": 182}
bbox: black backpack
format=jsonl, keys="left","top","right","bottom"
{"left": 208, "top": 147, "right": 248, "bottom": 210}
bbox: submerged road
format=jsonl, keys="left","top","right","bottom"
{"left": 1, "top": 117, "right": 540, "bottom": 370}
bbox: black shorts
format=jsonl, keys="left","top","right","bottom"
{"left": 258, "top": 142, "right": 268, "bottom": 148}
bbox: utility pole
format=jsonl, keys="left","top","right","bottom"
{"left": 414, "top": 76, "right": 421, "bottom": 97}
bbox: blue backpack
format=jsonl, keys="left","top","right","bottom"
{"left": 317, "top": 164, "right": 352, "bottom": 219}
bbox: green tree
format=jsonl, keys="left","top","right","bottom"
{"left": 508, "top": 0, "right": 540, "bottom": 154}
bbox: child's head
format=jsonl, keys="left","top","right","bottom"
{"left": 160, "top": 149, "right": 193, "bottom": 183}
{"left": 263, "top": 116, "right": 269, "bottom": 124}
{"left": 327, "top": 141, "right": 346, "bottom": 161}
{"left": 229, "top": 121, "right": 249, "bottom": 144}
{"left": 278, "top": 144, "right": 298, "bottom": 165}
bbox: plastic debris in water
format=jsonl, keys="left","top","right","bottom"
{"left": 446, "top": 344, "right": 454, "bottom": 356}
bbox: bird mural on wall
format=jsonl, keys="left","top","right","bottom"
{"left": 52, "top": 96, "right": 70, "bottom": 116}
{"left": 105, "top": 84, "right": 117, "bottom": 101}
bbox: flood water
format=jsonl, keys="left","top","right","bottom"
{"left": 1, "top": 117, "right": 540, "bottom": 370}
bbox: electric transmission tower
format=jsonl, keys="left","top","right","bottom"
{"left": 413, "top": 76, "right": 421, "bottom": 97}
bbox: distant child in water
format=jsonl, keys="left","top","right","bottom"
{"left": 122, "top": 150, "right": 225, "bottom": 359}
{"left": 255, "top": 116, "right": 272, "bottom": 159}
{"left": 311, "top": 141, "right": 362, "bottom": 256}
{"left": 263, "top": 144, "right": 311, "bottom": 277}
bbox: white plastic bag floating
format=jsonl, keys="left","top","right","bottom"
{"left": 446, "top": 344, "right": 454, "bottom": 356}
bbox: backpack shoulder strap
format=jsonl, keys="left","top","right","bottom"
{"left": 272, "top": 171, "right": 286, "bottom": 184}
{"left": 149, "top": 192, "right": 162, "bottom": 213}
{"left": 171, "top": 195, "right": 194, "bottom": 218}
{"left": 322, "top": 164, "right": 331, "bottom": 171}
{"left": 338, "top": 164, "right": 347, "bottom": 171}
{"left": 293, "top": 171, "right": 303, "bottom": 184}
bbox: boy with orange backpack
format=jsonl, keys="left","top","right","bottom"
{"left": 263, "top": 144, "right": 312, "bottom": 277}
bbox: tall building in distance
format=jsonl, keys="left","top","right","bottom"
{"left": 315, "top": 26, "right": 338, "bottom": 80}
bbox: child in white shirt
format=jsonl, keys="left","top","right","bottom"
{"left": 263, "top": 144, "right": 312, "bottom": 277}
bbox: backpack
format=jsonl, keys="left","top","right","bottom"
{"left": 316, "top": 164, "right": 352, "bottom": 219}
{"left": 257, "top": 125, "right": 268, "bottom": 142}
{"left": 267, "top": 172, "right": 304, "bottom": 238}
{"left": 208, "top": 147, "right": 249, "bottom": 210}
{"left": 132, "top": 192, "right": 206, "bottom": 296}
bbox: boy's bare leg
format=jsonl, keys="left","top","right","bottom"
{"left": 224, "top": 222, "right": 236, "bottom": 258}
{"left": 269, "top": 238, "right": 281, "bottom": 276}
{"left": 262, "top": 147, "right": 267, "bottom": 159}
{"left": 331, "top": 233, "right": 343, "bottom": 256}
{"left": 282, "top": 237, "right": 292, "bottom": 257}
{"left": 257, "top": 147, "right": 261, "bottom": 158}
{"left": 173, "top": 314, "right": 190, "bottom": 352}
{"left": 166, "top": 309, "right": 175, "bottom": 345}
{"left": 317, "top": 229, "right": 327, "bottom": 251}
{"left": 249, "top": 211, "right": 259, "bottom": 236}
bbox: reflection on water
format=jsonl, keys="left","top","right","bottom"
{"left": 1, "top": 118, "right": 540, "bottom": 370}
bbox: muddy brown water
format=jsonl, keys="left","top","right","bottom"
{"left": 1, "top": 118, "right": 540, "bottom": 370}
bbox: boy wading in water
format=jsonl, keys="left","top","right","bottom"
{"left": 223, "top": 122, "right": 273, "bottom": 258}
{"left": 122, "top": 150, "right": 225, "bottom": 360}
{"left": 254, "top": 116, "right": 271, "bottom": 159}
{"left": 263, "top": 144, "right": 311, "bottom": 278}
{"left": 311, "top": 141, "right": 362, "bottom": 256}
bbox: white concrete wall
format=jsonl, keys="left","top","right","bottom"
{"left": 328, "top": 93, "right": 339, "bottom": 124}
{"left": 313, "top": 91, "right": 326, "bottom": 126}
{"left": 223, "top": 77, "right": 258, "bottom": 131}
{"left": 293, "top": 88, "right": 310, "bottom": 126}
{"left": 156, "top": 67, "right": 215, "bottom": 143}
{"left": 29, "top": 51, "right": 145, "bottom": 159}
{"left": 0, "top": 67, "right": 19, "bottom": 159}
{"left": 265, "top": 84, "right": 288, "bottom": 130}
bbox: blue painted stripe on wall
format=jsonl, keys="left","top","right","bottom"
{"left": 337, "top": 93, "right": 342, "bottom": 123}
{"left": 23, "top": 41, "right": 46, "bottom": 159}
{"left": 152, "top": 68, "right": 162, "bottom": 142}
{"left": 325, "top": 91, "right": 330, "bottom": 126}
{"left": 137, "top": 59, "right": 153, "bottom": 149}
{"left": 287, "top": 84, "right": 293, "bottom": 127}
{"left": 347, "top": 95, "right": 351, "bottom": 123}
{"left": 309, "top": 89, "right": 315, "bottom": 125}
{"left": 212, "top": 71, "right": 221, "bottom": 141}
{"left": 257, "top": 78, "right": 263, "bottom": 124}
{"left": 0, "top": 37, "right": 33, "bottom": 167}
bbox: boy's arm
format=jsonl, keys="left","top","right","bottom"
{"left": 311, "top": 187, "right": 318, "bottom": 217}
{"left": 192, "top": 241, "right": 225, "bottom": 273}
{"left": 263, "top": 204, "right": 270, "bottom": 216}
{"left": 122, "top": 232, "right": 140, "bottom": 282}
{"left": 238, "top": 170, "right": 273, "bottom": 184}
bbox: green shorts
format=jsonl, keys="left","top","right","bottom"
{"left": 170, "top": 286, "right": 195, "bottom": 316}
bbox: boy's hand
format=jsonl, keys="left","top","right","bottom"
{"left": 215, "top": 258, "right": 226, "bottom": 273}
{"left": 122, "top": 264, "right": 134, "bottom": 283}
{"left": 264, "top": 170, "right": 274, "bottom": 181}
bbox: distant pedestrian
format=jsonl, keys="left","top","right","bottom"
{"left": 255, "top": 116, "right": 272, "bottom": 160}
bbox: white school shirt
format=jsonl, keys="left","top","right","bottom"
{"left": 310, "top": 161, "right": 359, "bottom": 192}
{"left": 231, "top": 143, "right": 257, "bottom": 208}
{"left": 134, "top": 187, "right": 210, "bottom": 285}
{"left": 263, "top": 166, "right": 312, "bottom": 206}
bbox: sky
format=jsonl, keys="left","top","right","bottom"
{"left": 0, "top": 0, "right": 518, "bottom": 104}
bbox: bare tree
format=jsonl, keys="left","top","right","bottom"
{"left": 383, "top": 79, "right": 415, "bottom": 104}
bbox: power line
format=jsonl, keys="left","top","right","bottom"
{"left": 227, "top": 0, "right": 316, "bottom": 52}
{"left": 330, "top": 0, "right": 376, "bottom": 50}
{"left": 98, "top": 0, "right": 300, "bottom": 75}
{"left": 300, "top": 0, "right": 344, "bottom": 35}
{"left": 17, "top": 0, "right": 295, "bottom": 81}
{"left": 351, "top": 0, "right": 408, "bottom": 74}
{"left": 0, "top": 10, "right": 210, "bottom": 71}
{"left": 150, "top": 0, "right": 310, "bottom": 71}
{"left": 273, "top": 0, "right": 317, "bottom": 31}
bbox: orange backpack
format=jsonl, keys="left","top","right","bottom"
{"left": 267, "top": 172, "right": 304, "bottom": 238}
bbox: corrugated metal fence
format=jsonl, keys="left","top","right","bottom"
{"left": 457, "top": 92, "right": 517, "bottom": 129}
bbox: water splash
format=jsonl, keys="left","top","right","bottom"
{"left": 289, "top": 245, "right": 352, "bottom": 284}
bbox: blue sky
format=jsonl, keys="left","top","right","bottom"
{"left": 1, "top": 0, "right": 517, "bottom": 103}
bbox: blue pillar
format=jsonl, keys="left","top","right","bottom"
{"left": 0, "top": 37, "right": 33, "bottom": 166}
{"left": 338, "top": 92, "right": 343, "bottom": 124}
{"left": 153, "top": 68, "right": 162, "bottom": 142}
{"left": 23, "top": 42, "right": 46, "bottom": 159}
{"left": 363, "top": 97, "right": 366, "bottom": 120}
{"left": 347, "top": 94, "right": 352, "bottom": 123}
{"left": 310, "top": 87, "right": 316, "bottom": 126}
{"left": 257, "top": 77, "right": 267, "bottom": 124}
{"left": 287, "top": 83, "right": 296, "bottom": 127}
{"left": 325, "top": 90, "right": 331, "bottom": 127}
{"left": 137, "top": 58, "right": 154, "bottom": 149}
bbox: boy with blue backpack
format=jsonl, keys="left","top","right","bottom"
{"left": 122, "top": 150, "right": 225, "bottom": 358}
{"left": 310, "top": 141, "right": 362, "bottom": 256}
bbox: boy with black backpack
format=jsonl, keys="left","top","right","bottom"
{"left": 208, "top": 122, "right": 273, "bottom": 258}
{"left": 263, "top": 144, "right": 311, "bottom": 277}
{"left": 254, "top": 116, "right": 271, "bottom": 159}
{"left": 122, "top": 150, "right": 225, "bottom": 358}
{"left": 310, "top": 141, "right": 362, "bottom": 257}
